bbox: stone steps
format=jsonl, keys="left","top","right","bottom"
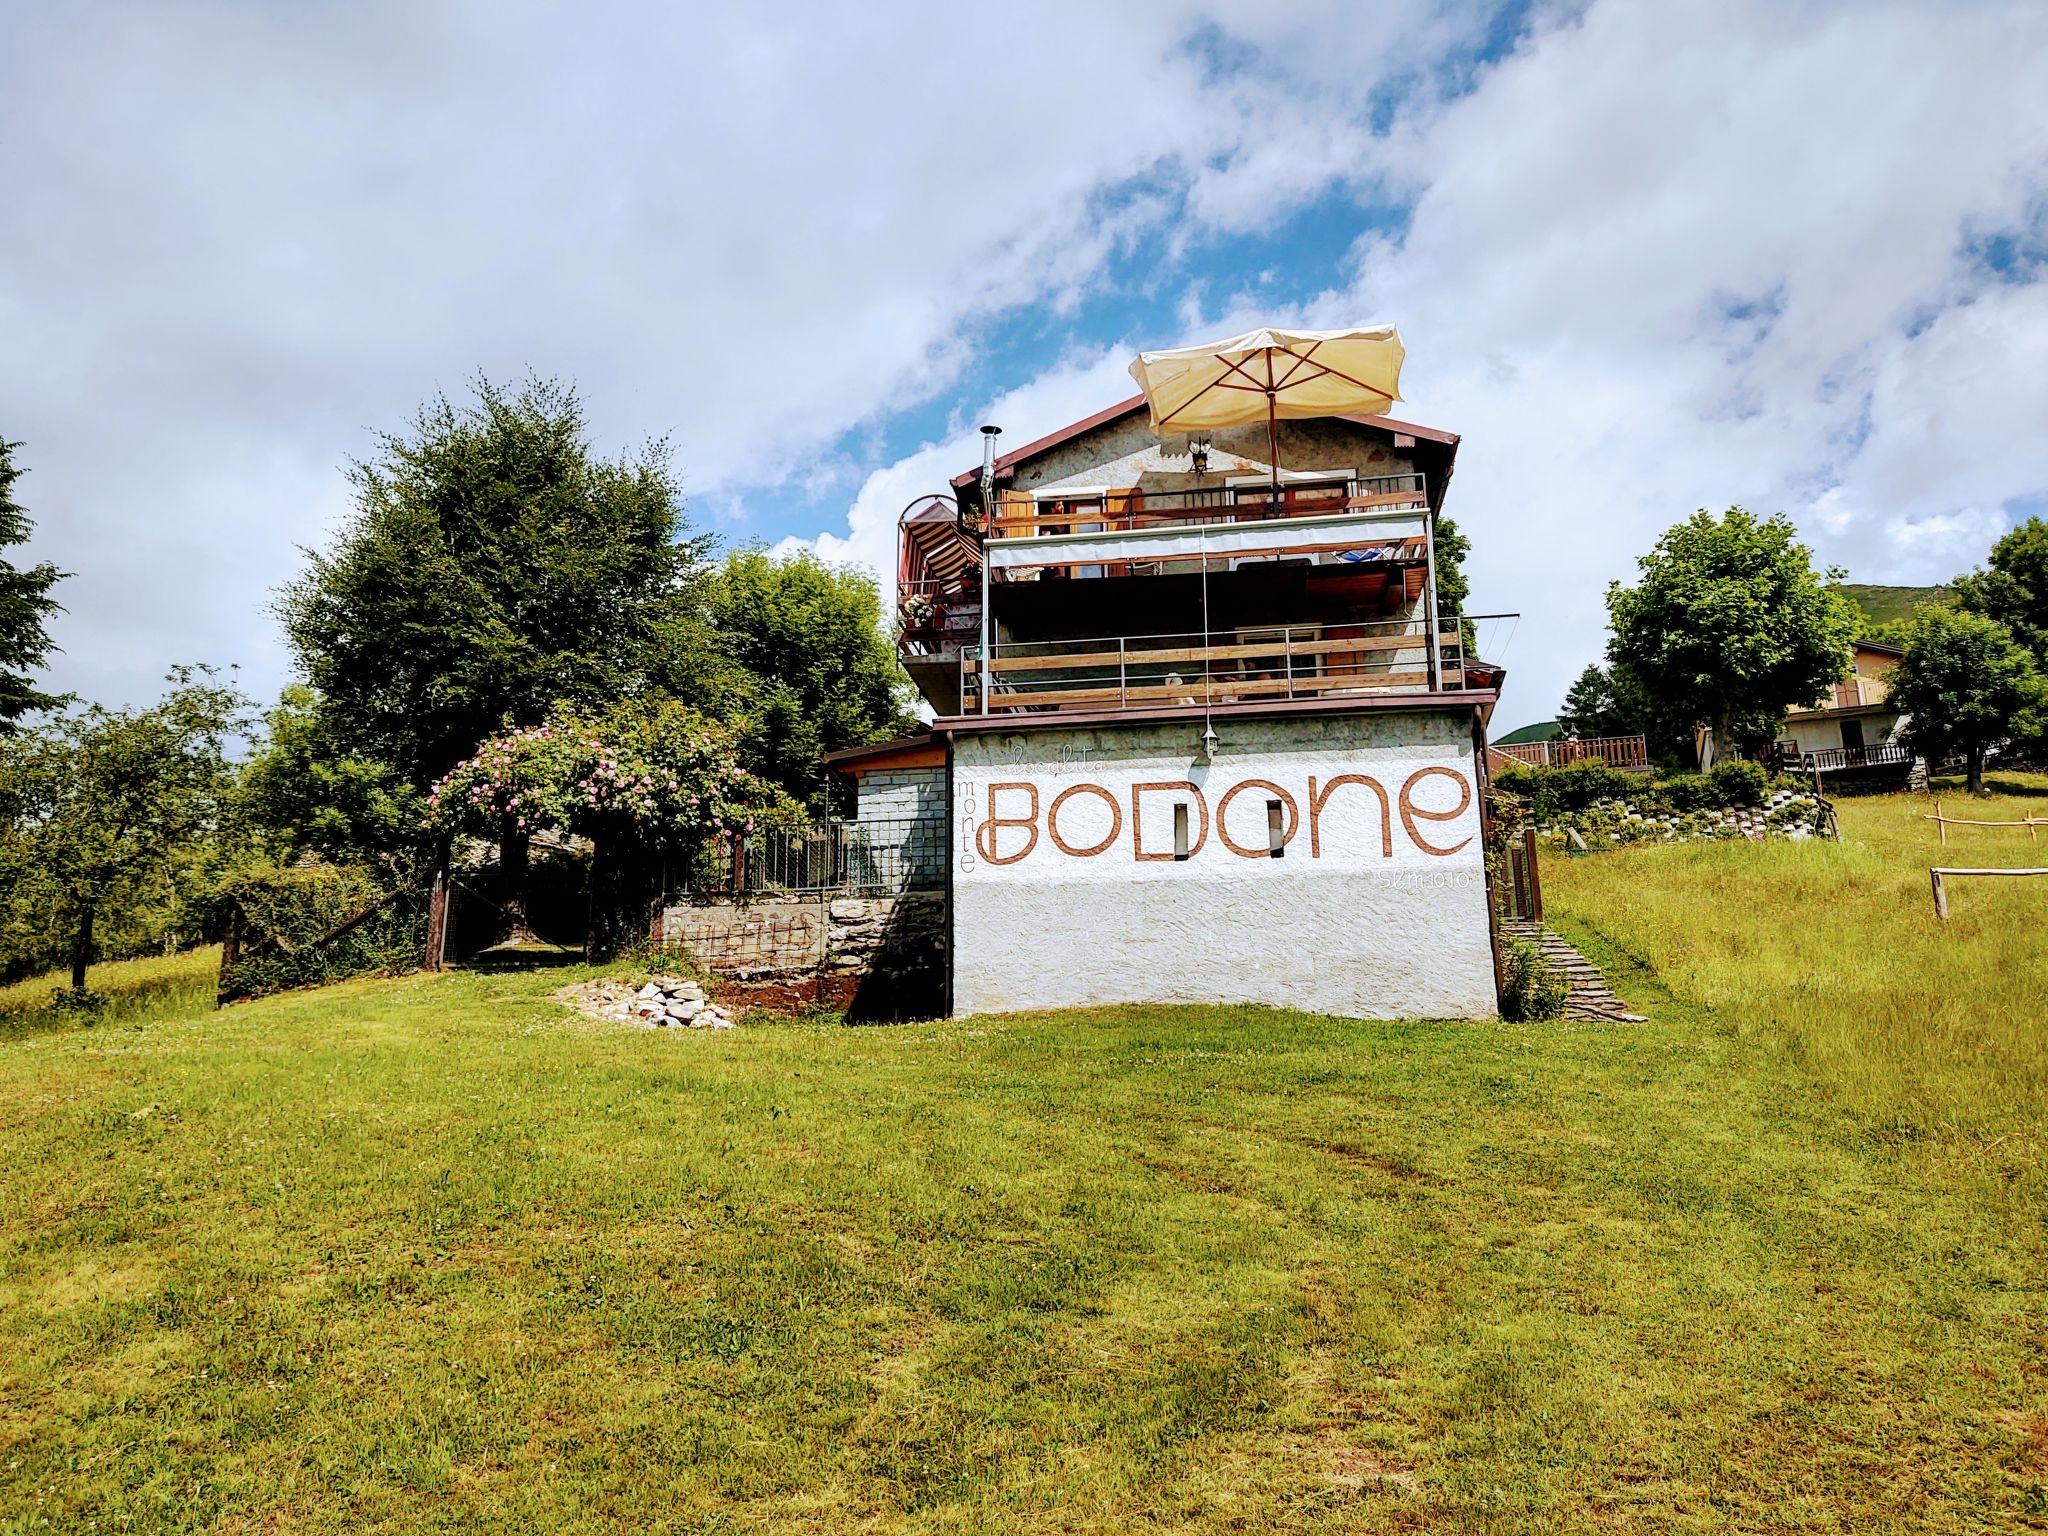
{"left": 1499, "top": 920, "right": 1646, "bottom": 1023}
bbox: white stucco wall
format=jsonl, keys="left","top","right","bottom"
{"left": 950, "top": 710, "right": 1497, "bottom": 1021}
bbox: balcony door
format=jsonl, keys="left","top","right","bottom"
{"left": 1840, "top": 718, "right": 1865, "bottom": 759}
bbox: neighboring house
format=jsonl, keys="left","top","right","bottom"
{"left": 1697, "top": 641, "right": 1914, "bottom": 780}
{"left": 837, "top": 392, "right": 1512, "bottom": 1020}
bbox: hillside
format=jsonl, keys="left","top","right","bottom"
{"left": 1836, "top": 582, "right": 1951, "bottom": 630}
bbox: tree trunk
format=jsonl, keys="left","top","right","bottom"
{"left": 495, "top": 827, "right": 540, "bottom": 947}
{"left": 1967, "top": 745, "right": 1985, "bottom": 796}
{"left": 70, "top": 905, "right": 94, "bottom": 993}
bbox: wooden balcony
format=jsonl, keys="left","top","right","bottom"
{"left": 958, "top": 615, "right": 1473, "bottom": 716}
{"left": 1492, "top": 735, "right": 1651, "bottom": 770}
{"left": 986, "top": 472, "right": 1427, "bottom": 542}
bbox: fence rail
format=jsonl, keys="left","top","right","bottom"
{"left": 1491, "top": 734, "right": 1650, "bottom": 770}
{"left": 1777, "top": 743, "right": 1913, "bottom": 774}
{"left": 682, "top": 815, "right": 946, "bottom": 898}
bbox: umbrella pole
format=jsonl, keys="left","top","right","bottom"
{"left": 1265, "top": 388, "right": 1280, "bottom": 513}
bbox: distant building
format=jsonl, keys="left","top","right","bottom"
{"left": 1698, "top": 641, "right": 1915, "bottom": 781}
{"left": 838, "top": 392, "right": 1515, "bottom": 1020}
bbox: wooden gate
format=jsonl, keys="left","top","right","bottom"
{"left": 1497, "top": 828, "right": 1544, "bottom": 921}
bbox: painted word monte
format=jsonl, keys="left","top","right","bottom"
{"left": 828, "top": 326, "right": 1516, "bottom": 1019}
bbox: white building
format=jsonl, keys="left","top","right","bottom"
{"left": 835, "top": 393, "right": 1512, "bottom": 1020}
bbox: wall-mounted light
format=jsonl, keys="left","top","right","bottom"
{"left": 1189, "top": 434, "right": 1211, "bottom": 475}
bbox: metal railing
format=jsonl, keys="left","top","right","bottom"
{"left": 1493, "top": 735, "right": 1651, "bottom": 770}
{"left": 680, "top": 816, "right": 946, "bottom": 898}
{"left": 986, "top": 472, "right": 1428, "bottom": 540}
{"left": 1777, "top": 743, "right": 1913, "bottom": 774}
{"left": 960, "top": 613, "right": 1481, "bottom": 715}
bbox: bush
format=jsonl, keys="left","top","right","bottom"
{"left": 1707, "top": 758, "right": 1770, "bottom": 808}
{"left": 217, "top": 863, "right": 428, "bottom": 1002}
{"left": 1496, "top": 759, "right": 1635, "bottom": 820}
{"left": 1499, "top": 936, "right": 1568, "bottom": 1021}
{"left": 1658, "top": 772, "right": 1718, "bottom": 811}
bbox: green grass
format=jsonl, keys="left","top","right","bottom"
{"left": 0, "top": 947, "right": 220, "bottom": 1039}
{"left": 2, "top": 794, "right": 2046, "bottom": 1533}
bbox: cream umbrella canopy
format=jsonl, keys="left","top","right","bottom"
{"left": 1127, "top": 324, "right": 1405, "bottom": 501}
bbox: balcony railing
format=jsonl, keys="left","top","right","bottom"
{"left": 1776, "top": 743, "right": 1913, "bottom": 774}
{"left": 986, "top": 472, "right": 1428, "bottom": 541}
{"left": 896, "top": 578, "right": 982, "bottom": 656}
{"left": 959, "top": 614, "right": 1478, "bottom": 716}
{"left": 1493, "top": 735, "right": 1651, "bottom": 770}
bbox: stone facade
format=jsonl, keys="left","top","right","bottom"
{"left": 851, "top": 766, "right": 947, "bottom": 890}
{"left": 655, "top": 889, "right": 948, "bottom": 1019}
{"left": 949, "top": 708, "right": 1499, "bottom": 1021}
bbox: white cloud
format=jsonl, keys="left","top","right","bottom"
{"left": 0, "top": 0, "right": 1459, "bottom": 709}
{"left": 8, "top": 0, "right": 2048, "bottom": 736}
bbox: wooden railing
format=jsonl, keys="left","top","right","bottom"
{"left": 959, "top": 616, "right": 1471, "bottom": 715}
{"left": 1783, "top": 743, "right": 1913, "bottom": 774}
{"left": 1492, "top": 735, "right": 1651, "bottom": 770}
{"left": 986, "top": 473, "right": 1428, "bottom": 541}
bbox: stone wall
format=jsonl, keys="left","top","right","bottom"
{"left": 951, "top": 709, "right": 1499, "bottom": 1021}
{"left": 852, "top": 768, "right": 947, "bottom": 890}
{"left": 1535, "top": 787, "right": 1825, "bottom": 848}
{"left": 655, "top": 890, "right": 948, "bottom": 1018}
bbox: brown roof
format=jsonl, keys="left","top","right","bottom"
{"left": 821, "top": 730, "right": 942, "bottom": 774}
{"left": 949, "top": 394, "right": 1460, "bottom": 488}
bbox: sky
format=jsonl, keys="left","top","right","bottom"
{"left": 4, "top": 0, "right": 2046, "bottom": 733}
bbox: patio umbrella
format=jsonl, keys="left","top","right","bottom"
{"left": 1127, "top": 324, "right": 1405, "bottom": 502}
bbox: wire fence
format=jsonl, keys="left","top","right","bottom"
{"left": 679, "top": 815, "right": 946, "bottom": 899}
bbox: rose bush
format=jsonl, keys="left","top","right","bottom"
{"left": 427, "top": 700, "right": 801, "bottom": 850}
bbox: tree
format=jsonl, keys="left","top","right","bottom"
{"left": 1607, "top": 508, "right": 1859, "bottom": 763}
{"left": 0, "top": 669, "right": 244, "bottom": 990}
{"left": 1890, "top": 608, "right": 2045, "bottom": 795}
{"left": 702, "top": 549, "right": 917, "bottom": 809}
{"left": 233, "top": 686, "right": 424, "bottom": 870}
{"left": 0, "top": 438, "right": 68, "bottom": 728}
{"left": 1954, "top": 516, "right": 2048, "bottom": 666}
{"left": 1557, "top": 663, "right": 1648, "bottom": 739}
{"left": 276, "top": 375, "right": 712, "bottom": 788}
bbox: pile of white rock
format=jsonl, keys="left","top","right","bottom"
{"left": 566, "top": 974, "right": 737, "bottom": 1030}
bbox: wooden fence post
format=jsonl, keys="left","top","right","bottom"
{"left": 1931, "top": 868, "right": 1947, "bottom": 920}
{"left": 215, "top": 902, "right": 242, "bottom": 1009}
{"left": 424, "top": 857, "right": 449, "bottom": 972}
{"left": 1523, "top": 827, "right": 1543, "bottom": 923}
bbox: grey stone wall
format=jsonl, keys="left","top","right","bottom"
{"left": 853, "top": 766, "right": 947, "bottom": 890}
{"left": 655, "top": 890, "right": 948, "bottom": 1018}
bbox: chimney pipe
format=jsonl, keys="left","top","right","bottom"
{"left": 978, "top": 424, "right": 1001, "bottom": 506}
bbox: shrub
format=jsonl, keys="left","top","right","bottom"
{"left": 1658, "top": 772, "right": 1718, "bottom": 811}
{"left": 1499, "top": 936, "right": 1568, "bottom": 1021}
{"left": 1707, "top": 758, "right": 1770, "bottom": 808}
{"left": 1490, "top": 759, "right": 1633, "bottom": 821}
{"left": 217, "top": 863, "right": 427, "bottom": 1003}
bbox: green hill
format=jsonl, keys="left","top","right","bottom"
{"left": 1836, "top": 583, "right": 1951, "bottom": 632}
{"left": 1494, "top": 720, "right": 1561, "bottom": 745}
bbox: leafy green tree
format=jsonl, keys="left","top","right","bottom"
{"left": 276, "top": 375, "right": 712, "bottom": 788}
{"left": 1607, "top": 509, "right": 1859, "bottom": 763}
{"left": 1891, "top": 608, "right": 2045, "bottom": 794}
{"left": 1557, "top": 663, "right": 1648, "bottom": 740}
{"left": 702, "top": 548, "right": 916, "bottom": 809}
{"left": 234, "top": 686, "right": 423, "bottom": 870}
{"left": 0, "top": 438, "right": 68, "bottom": 728}
{"left": 0, "top": 668, "right": 245, "bottom": 990}
{"left": 1953, "top": 516, "right": 2048, "bottom": 665}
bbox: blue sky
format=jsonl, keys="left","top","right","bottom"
{"left": 4, "top": 0, "right": 2046, "bottom": 733}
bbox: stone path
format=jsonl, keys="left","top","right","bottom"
{"left": 1499, "top": 919, "right": 1647, "bottom": 1023}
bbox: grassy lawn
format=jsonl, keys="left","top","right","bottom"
{"left": 2, "top": 786, "right": 2045, "bottom": 1532}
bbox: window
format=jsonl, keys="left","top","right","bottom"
{"left": 1173, "top": 804, "right": 1191, "bottom": 861}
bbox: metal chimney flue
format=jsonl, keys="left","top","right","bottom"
{"left": 978, "top": 424, "right": 1000, "bottom": 504}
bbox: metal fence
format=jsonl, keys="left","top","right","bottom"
{"left": 683, "top": 815, "right": 946, "bottom": 898}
